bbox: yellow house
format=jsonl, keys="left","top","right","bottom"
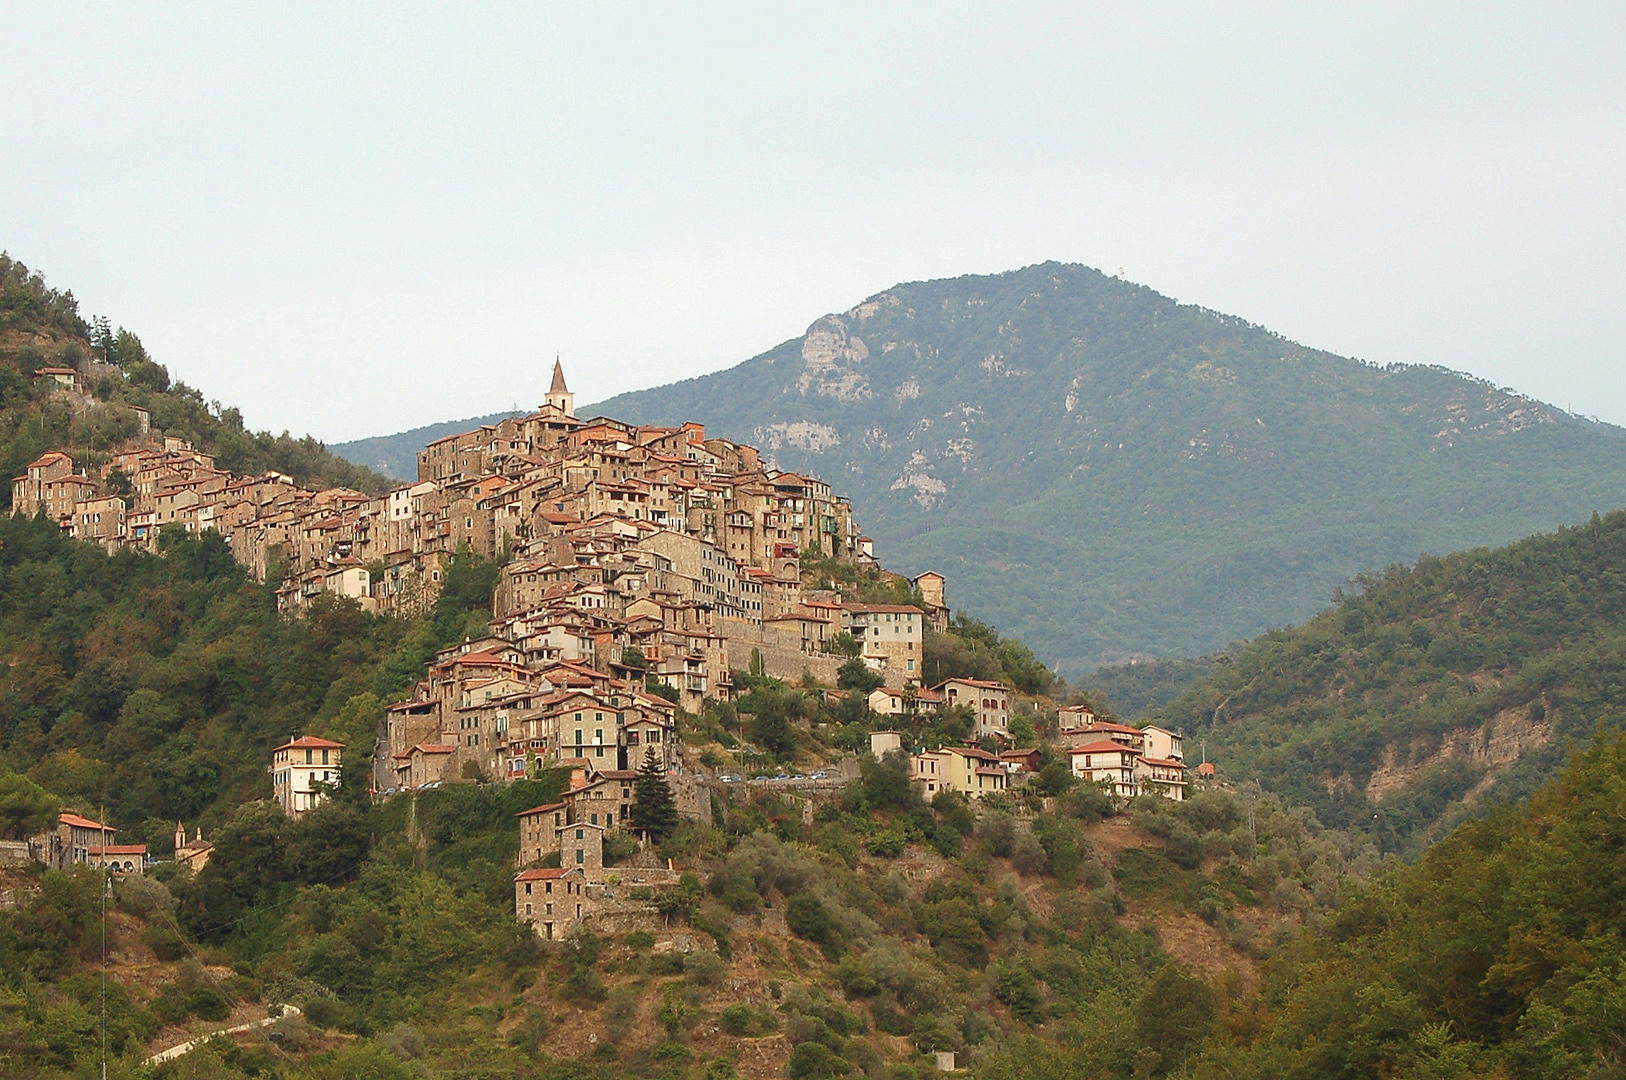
{"left": 910, "top": 745, "right": 1008, "bottom": 799}
{"left": 270, "top": 735, "right": 344, "bottom": 816}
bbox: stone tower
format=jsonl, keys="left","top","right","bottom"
{"left": 545, "top": 357, "right": 575, "bottom": 416}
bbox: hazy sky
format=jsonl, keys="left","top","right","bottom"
{"left": 4, "top": 4, "right": 1623, "bottom": 442}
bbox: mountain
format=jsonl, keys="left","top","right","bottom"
{"left": 571, "top": 262, "right": 1626, "bottom": 672}
{"left": 330, "top": 410, "right": 521, "bottom": 479}
{"left": 1152, "top": 506, "right": 1626, "bottom": 850}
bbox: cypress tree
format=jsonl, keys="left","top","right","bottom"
{"left": 632, "top": 747, "right": 679, "bottom": 841}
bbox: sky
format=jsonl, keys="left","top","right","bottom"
{"left": 3, "top": 3, "right": 1623, "bottom": 442}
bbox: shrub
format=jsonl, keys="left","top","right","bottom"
{"left": 685, "top": 949, "right": 727, "bottom": 987}
{"left": 1011, "top": 833, "right": 1049, "bottom": 876}
{"left": 788, "top": 1041, "right": 849, "bottom": 1079}
{"left": 978, "top": 813, "right": 1017, "bottom": 858}
{"left": 719, "top": 1002, "right": 778, "bottom": 1036}
{"left": 143, "top": 925, "right": 187, "bottom": 962}
{"left": 867, "top": 826, "right": 907, "bottom": 858}
{"left": 787, "top": 893, "right": 845, "bottom": 959}
{"left": 992, "top": 963, "right": 1045, "bottom": 1024}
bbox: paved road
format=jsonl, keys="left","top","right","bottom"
{"left": 145, "top": 1004, "right": 304, "bottom": 1064}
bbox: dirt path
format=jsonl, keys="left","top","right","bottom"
{"left": 144, "top": 1004, "right": 303, "bottom": 1064}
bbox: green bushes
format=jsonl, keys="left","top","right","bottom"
{"left": 786, "top": 894, "right": 844, "bottom": 959}
{"left": 718, "top": 1001, "right": 778, "bottom": 1036}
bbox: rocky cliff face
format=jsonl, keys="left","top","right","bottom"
{"left": 587, "top": 262, "right": 1626, "bottom": 671}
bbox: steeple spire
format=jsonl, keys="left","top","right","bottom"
{"left": 544, "top": 355, "right": 576, "bottom": 417}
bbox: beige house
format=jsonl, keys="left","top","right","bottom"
{"left": 910, "top": 745, "right": 1008, "bottom": 799}
{"left": 270, "top": 735, "right": 344, "bottom": 816}
{"left": 842, "top": 604, "right": 924, "bottom": 686}
{"left": 934, "top": 678, "right": 1012, "bottom": 738}
{"left": 87, "top": 844, "right": 147, "bottom": 875}
{"left": 43, "top": 811, "right": 116, "bottom": 870}
{"left": 70, "top": 495, "right": 126, "bottom": 544}
{"left": 515, "top": 866, "right": 590, "bottom": 940}
{"left": 869, "top": 730, "right": 905, "bottom": 758}
{"left": 1068, "top": 740, "right": 1141, "bottom": 799}
{"left": 868, "top": 686, "right": 943, "bottom": 716}
{"left": 393, "top": 742, "right": 455, "bottom": 789}
{"left": 1140, "top": 725, "right": 1185, "bottom": 762}
{"left": 1068, "top": 739, "right": 1188, "bottom": 801}
{"left": 1138, "top": 756, "right": 1188, "bottom": 801}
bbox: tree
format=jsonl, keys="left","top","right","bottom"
{"left": 0, "top": 772, "right": 59, "bottom": 839}
{"left": 825, "top": 631, "right": 861, "bottom": 658}
{"left": 631, "top": 748, "right": 679, "bottom": 842}
{"left": 837, "top": 657, "right": 885, "bottom": 694}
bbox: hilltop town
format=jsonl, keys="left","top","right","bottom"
{"left": 11, "top": 359, "right": 1197, "bottom": 919}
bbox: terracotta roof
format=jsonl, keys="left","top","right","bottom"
{"left": 60, "top": 812, "right": 111, "bottom": 831}
{"left": 516, "top": 867, "right": 573, "bottom": 881}
{"left": 1140, "top": 757, "right": 1186, "bottom": 769}
{"left": 1069, "top": 741, "right": 1140, "bottom": 756}
{"left": 942, "top": 745, "right": 1001, "bottom": 761}
{"left": 88, "top": 845, "right": 147, "bottom": 856}
{"left": 935, "top": 678, "right": 1008, "bottom": 690}
{"left": 273, "top": 735, "right": 345, "bottom": 751}
{"left": 1072, "top": 721, "right": 1142, "bottom": 735}
{"left": 516, "top": 802, "right": 567, "bottom": 817}
{"left": 409, "top": 743, "right": 455, "bottom": 755}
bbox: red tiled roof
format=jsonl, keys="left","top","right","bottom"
{"left": 273, "top": 735, "right": 345, "bottom": 751}
{"left": 1141, "top": 757, "right": 1185, "bottom": 769}
{"left": 89, "top": 845, "right": 147, "bottom": 856}
{"left": 1072, "top": 721, "right": 1142, "bottom": 735}
{"left": 516, "top": 867, "right": 572, "bottom": 881}
{"left": 942, "top": 745, "right": 1001, "bottom": 761}
{"left": 516, "top": 802, "right": 567, "bottom": 817}
{"left": 1068, "top": 741, "right": 1140, "bottom": 756}
{"left": 60, "top": 812, "right": 110, "bottom": 831}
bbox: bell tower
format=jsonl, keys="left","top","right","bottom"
{"left": 545, "top": 356, "right": 575, "bottom": 416}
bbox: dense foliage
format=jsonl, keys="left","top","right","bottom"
{"left": 564, "top": 262, "right": 1626, "bottom": 671}
{"left": 1155, "top": 508, "right": 1626, "bottom": 849}
{"left": 0, "top": 515, "right": 499, "bottom": 841}
{"left": 1185, "top": 729, "right": 1626, "bottom": 1080}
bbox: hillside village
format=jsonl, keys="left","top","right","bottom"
{"left": 10, "top": 357, "right": 1197, "bottom": 941}
{"left": 8, "top": 272, "right": 1615, "bottom": 1080}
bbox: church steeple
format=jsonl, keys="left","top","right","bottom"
{"left": 544, "top": 355, "right": 575, "bottom": 416}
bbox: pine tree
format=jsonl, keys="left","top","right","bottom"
{"left": 631, "top": 747, "right": 679, "bottom": 841}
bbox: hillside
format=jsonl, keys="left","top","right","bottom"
{"left": 0, "top": 253, "right": 391, "bottom": 499}
{"left": 545, "top": 263, "right": 1626, "bottom": 671}
{"left": 1150, "top": 507, "right": 1626, "bottom": 852}
{"left": 2, "top": 741, "right": 1373, "bottom": 1080}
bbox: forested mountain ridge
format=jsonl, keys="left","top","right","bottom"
{"left": 568, "top": 262, "right": 1626, "bottom": 671}
{"left": 1150, "top": 506, "right": 1626, "bottom": 851}
{"left": 0, "top": 253, "right": 390, "bottom": 499}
